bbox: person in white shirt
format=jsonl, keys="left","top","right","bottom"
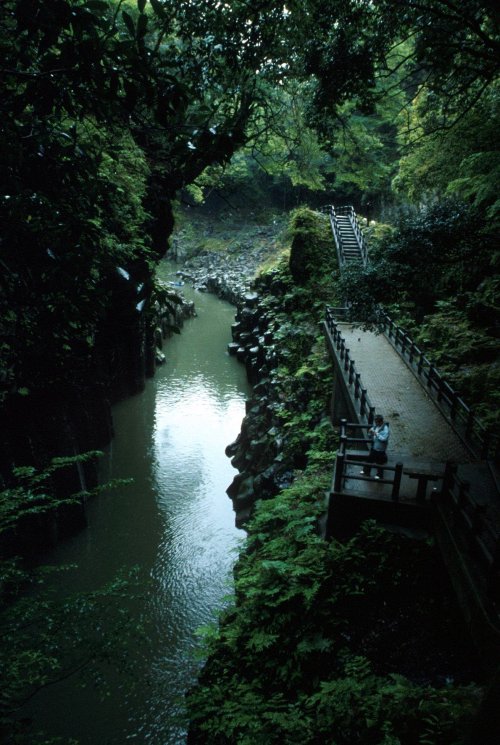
{"left": 361, "top": 414, "right": 390, "bottom": 479}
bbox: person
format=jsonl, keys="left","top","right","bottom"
{"left": 361, "top": 415, "right": 390, "bottom": 479}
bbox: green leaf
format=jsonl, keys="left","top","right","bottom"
{"left": 122, "top": 10, "right": 135, "bottom": 36}
{"left": 137, "top": 13, "right": 148, "bottom": 38}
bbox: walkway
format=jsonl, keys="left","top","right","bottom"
{"left": 322, "top": 205, "right": 500, "bottom": 670}
{"left": 338, "top": 323, "right": 471, "bottom": 463}
{"left": 335, "top": 322, "right": 500, "bottom": 522}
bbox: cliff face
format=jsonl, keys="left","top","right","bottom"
{"left": 0, "top": 255, "right": 196, "bottom": 555}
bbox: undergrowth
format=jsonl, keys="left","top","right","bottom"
{"left": 187, "top": 209, "right": 484, "bottom": 744}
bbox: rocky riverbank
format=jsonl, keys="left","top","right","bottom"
{"left": 170, "top": 209, "right": 287, "bottom": 305}
{"left": 171, "top": 207, "right": 336, "bottom": 527}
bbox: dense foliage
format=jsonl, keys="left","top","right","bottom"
{"left": 0, "top": 456, "right": 144, "bottom": 744}
{"left": 338, "top": 200, "right": 499, "bottom": 426}
{"left": 1, "top": 1, "right": 499, "bottom": 742}
{"left": 187, "top": 215, "right": 484, "bottom": 743}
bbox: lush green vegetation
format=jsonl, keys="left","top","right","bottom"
{"left": 0, "top": 456, "right": 145, "bottom": 744}
{"left": 187, "top": 214, "right": 484, "bottom": 743}
{"left": 338, "top": 200, "right": 499, "bottom": 427}
{"left": 1, "top": 1, "right": 499, "bottom": 742}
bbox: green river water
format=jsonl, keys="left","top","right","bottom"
{"left": 23, "top": 266, "right": 251, "bottom": 743}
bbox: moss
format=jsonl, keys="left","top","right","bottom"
{"left": 288, "top": 207, "right": 336, "bottom": 285}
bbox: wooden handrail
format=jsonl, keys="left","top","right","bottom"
{"left": 441, "top": 462, "right": 500, "bottom": 600}
{"left": 377, "top": 308, "right": 498, "bottom": 461}
{"left": 325, "top": 307, "right": 376, "bottom": 425}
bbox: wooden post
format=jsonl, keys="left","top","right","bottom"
{"left": 437, "top": 377, "right": 444, "bottom": 402}
{"left": 354, "top": 373, "right": 361, "bottom": 399}
{"left": 368, "top": 406, "right": 375, "bottom": 425}
{"left": 417, "top": 351, "right": 425, "bottom": 376}
{"left": 465, "top": 408, "right": 475, "bottom": 438}
{"left": 471, "top": 504, "right": 485, "bottom": 535}
{"left": 360, "top": 388, "right": 367, "bottom": 416}
{"left": 487, "top": 540, "right": 500, "bottom": 601}
{"left": 334, "top": 450, "right": 345, "bottom": 493}
{"left": 458, "top": 479, "right": 470, "bottom": 509}
{"left": 348, "top": 359, "right": 355, "bottom": 384}
{"left": 344, "top": 348, "right": 350, "bottom": 372}
{"left": 409, "top": 342, "right": 415, "bottom": 364}
{"left": 427, "top": 364, "right": 435, "bottom": 389}
{"left": 392, "top": 463, "right": 403, "bottom": 501}
{"left": 480, "top": 434, "right": 490, "bottom": 461}
{"left": 441, "top": 461, "right": 457, "bottom": 499}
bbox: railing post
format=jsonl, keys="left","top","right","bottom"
{"left": 471, "top": 504, "right": 486, "bottom": 536}
{"left": 392, "top": 463, "right": 403, "bottom": 501}
{"left": 333, "top": 450, "right": 345, "bottom": 493}
{"left": 417, "top": 351, "right": 424, "bottom": 376}
{"left": 401, "top": 333, "right": 407, "bottom": 356}
{"left": 450, "top": 391, "right": 459, "bottom": 421}
{"left": 465, "top": 408, "right": 475, "bottom": 438}
{"left": 427, "top": 364, "right": 435, "bottom": 390}
{"left": 409, "top": 342, "right": 416, "bottom": 364}
{"left": 368, "top": 406, "right": 375, "bottom": 425}
{"left": 437, "top": 377, "right": 444, "bottom": 403}
{"left": 360, "top": 388, "right": 367, "bottom": 416}
{"left": 441, "top": 460, "right": 457, "bottom": 498}
{"left": 458, "top": 479, "right": 470, "bottom": 510}
{"left": 354, "top": 373, "right": 361, "bottom": 399}
{"left": 344, "top": 348, "right": 350, "bottom": 372}
{"left": 348, "top": 359, "right": 355, "bottom": 384}
{"left": 480, "top": 432, "right": 490, "bottom": 460}
{"left": 487, "top": 540, "right": 500, "bottom": 601}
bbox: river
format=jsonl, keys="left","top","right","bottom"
{"left": 23, "top": 271, "right": 251, "bottom": 744}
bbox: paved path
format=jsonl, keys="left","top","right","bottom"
{"left": 338, "top": 323, "right": 472, "bottom": 464}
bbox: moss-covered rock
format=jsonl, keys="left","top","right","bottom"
{"left": 288, "top": 207, "right": 336, "bottom": 284}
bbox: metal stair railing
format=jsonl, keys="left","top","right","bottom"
{"left": 346, "top": 205, "right": 369, "bottom": 266}
{"left": 319, "top": 204, "right": 368, "bottom": 268}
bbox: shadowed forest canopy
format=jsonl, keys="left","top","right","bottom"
{"left": 0, "top": 0, "right": 498, "bottom": 421}
{"left": 0, "top": 0, "right": 497, "bottom": 491}
{"left": 1, "top": 2, "right": 500, "bottom": 743}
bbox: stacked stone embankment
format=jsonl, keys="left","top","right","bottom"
{"left": 225, "top": 289, "right": 294, "bottom": 526}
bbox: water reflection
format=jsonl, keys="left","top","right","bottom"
{"left": 23, "top": 278, "right": 250, "bottom": 744}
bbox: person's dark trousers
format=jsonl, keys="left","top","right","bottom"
{"left": 363, "top": 448, "right": 386, "bottom": 478}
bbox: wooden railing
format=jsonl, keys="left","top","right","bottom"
{"left": 333, "top": 421, "right": 404, "bottom": 498}
{"left": 377, "top": 309, "right": 498, "bottom": 462}
{"left": 324, "top": 306, "right": 376, "bottom": 423}
{"left": 331, "top": 422, "right": 500, "bottom": 606}
{"left": 334, "top": 420, "right": 442, "bottom": 502}
{"left": 441, "top": 462, "right": 500, "bottom": 603}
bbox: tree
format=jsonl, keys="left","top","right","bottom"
{"left": 0, "top": 0, "right": 304, "bottom": 401}
{"left": 394, "top": 84, "right": 500, "bottom": 225}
